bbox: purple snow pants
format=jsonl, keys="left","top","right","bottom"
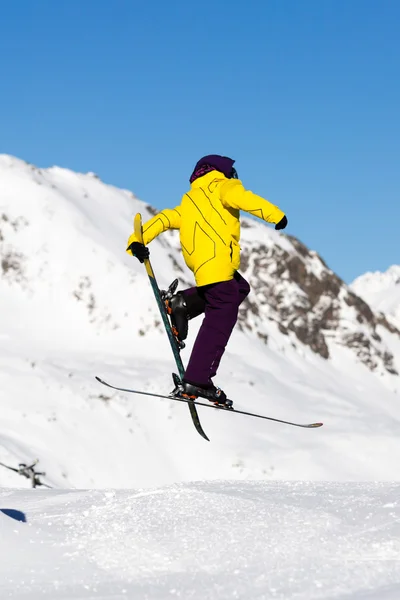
{"left": 183, "top": 272, "right": 250, "bottom": 387}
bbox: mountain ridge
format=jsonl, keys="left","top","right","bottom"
{"left": 351, "top": 265, "right": 400, "bottom": 328}
{"left": 0, "top": 154, "right": 399, "bottom": 487}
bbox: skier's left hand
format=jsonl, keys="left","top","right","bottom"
{"left": 275, "top": 215, "right": 288, "bottom": 230}
{"left": 127, "top": 241, "right": 150, "bottom": 263}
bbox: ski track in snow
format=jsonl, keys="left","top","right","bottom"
{"left": 1, "top": 482, "right": 400, "bottom": 599}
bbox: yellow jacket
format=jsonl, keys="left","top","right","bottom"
{"left": 127, "top": 171, "right": 285, "bottom": 287}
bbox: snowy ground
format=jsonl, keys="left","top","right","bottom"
{"left": 1, "top": 482, "right": 400, "bottom": 599}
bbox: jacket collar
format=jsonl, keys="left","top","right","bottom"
{"left": 190, "top": 170, "right": 226, "bottom": 188}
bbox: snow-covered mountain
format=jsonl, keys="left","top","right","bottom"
{"left": 1, "top": 154, "right": 400, "bottom": 488}
{"left": 238, "top": 224, "right": 400, "bottom": 376}
{"left": 352, "top": 265, "right": 400, "bottom": 328}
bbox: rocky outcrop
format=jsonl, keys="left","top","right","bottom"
{"left": 238, "top": 222, "right": 399, "bottom": 376}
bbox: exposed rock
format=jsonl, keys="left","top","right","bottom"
{"left": 1, "top": 251, "right": 25, "bottom": 283}
{"left": 238, "top": 225, "right": 398, "bottom": 377}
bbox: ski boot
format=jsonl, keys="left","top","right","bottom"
{"left": 170, "top": 374, "right": 233, "bottom": 409}
{"left": 161, "top": 279, "right": 189, "bottom": 347}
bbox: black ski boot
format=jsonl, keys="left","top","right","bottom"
{"left": 161, "top": 279, "right": 189, "bottom": 344}
{"left": 179, "top": 380, "right": 233, "bottom": 409}
{"left": 169, "top": 292, "right": 189, "bottom": 342}
{"left": 162, "top": 280, "right": 206, "bottom": 344}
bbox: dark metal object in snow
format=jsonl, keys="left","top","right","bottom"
{"left": 0, "top": 459, "right": 52, "bottom": 488}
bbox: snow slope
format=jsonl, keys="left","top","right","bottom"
{"left": 352, "top": 266, "right": 400, "bottom": 327}
{"left": 1, "top": 482, "right": 400, "bottom": 599}
{"left": 1, "top": 154, "right": 400, "bottom": 488}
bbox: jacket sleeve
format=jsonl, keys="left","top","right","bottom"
{"left": 126, "top": 207, "right": 181, "bottom": 252}
{"left": 220, "top": 180, "right": 285, "bottom": 225}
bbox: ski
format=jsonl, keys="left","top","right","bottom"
{"left": 95, "top": 376, "right": 323, "bottom": 429}
{"left": 131, "top": 213, "right": 209, "bottom": 441}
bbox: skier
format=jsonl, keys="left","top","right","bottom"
{"left": 127, "top": 155, "right": 287, "bottom": 405}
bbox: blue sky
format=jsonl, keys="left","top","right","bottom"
{"left": 0, "top": 0, "right": 398, "bottom": 282}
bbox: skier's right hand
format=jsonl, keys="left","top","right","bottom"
{"left": 127, "top": 241, "right": 150, "bottom": 263}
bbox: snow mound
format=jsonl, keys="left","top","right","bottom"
{"left": 1, "top": 482, "right": 400, "bottom": 599}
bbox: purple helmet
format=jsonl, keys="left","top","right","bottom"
{"left": 190, "top": 154, "right": 238, "bottom": 183}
